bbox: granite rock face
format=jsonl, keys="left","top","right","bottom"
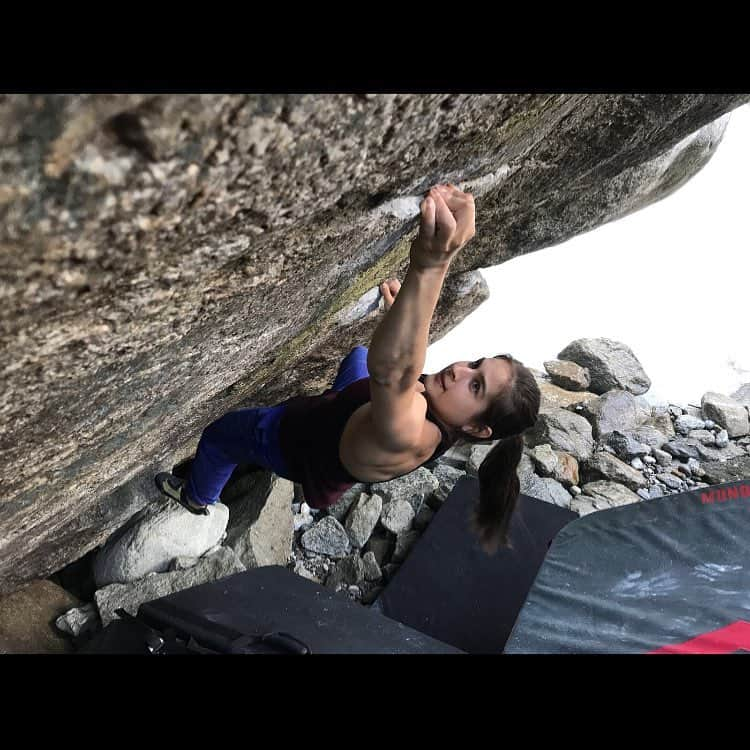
{"left": 1, "top": 93, "right": 747, "bottom": 595}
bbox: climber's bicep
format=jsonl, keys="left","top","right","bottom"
{"left": 365, "top": 369, "right": 427, "bottom": 452}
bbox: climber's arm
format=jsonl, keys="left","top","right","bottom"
{"left": 366, "top": 184, "right": 475, "bottom": 451}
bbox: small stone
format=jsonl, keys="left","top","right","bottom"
{"left": 380, "top": 498, "right": 415, "bottom": 534}
{"left": 656, "top": 473, "right": 683, "bottom": 490}
{"left": 637, "top": 488, "right": 651, "bottom": 501}
{"left": 642, "top": 455, "right": 656, "bottom": 465}
{"left": 715, "top": 429, "right": 729, "bottom": 449}
{"left": 300, "top": 516, "right": 351, "bottom": 558}
{"left": 648, "top": 485, "right": 664, "bottom": 500}
{"left": 630, "top": 458, "right": 645, "bottom": 471}
{"left": 363, "top": 534, "right": 393, "bottom": 568}
{"left": 362, "top": 551, "right": 382, "bottom": 582}
{"left": 55, "top": 603, "right": 100, "bottom": 638}
{"left": 653, "top": 448, "right": 672, "bottom": 467}
{"left": 675, "top": 415, "right": 705, "bottom": 435}
{"left": 569, "top": 485, "right": 582, "bottom": 496}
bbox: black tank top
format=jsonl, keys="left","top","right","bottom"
{"left": 277, "top": 374, "right": 454, "bottom": 509}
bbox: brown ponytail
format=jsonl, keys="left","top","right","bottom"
{"left": 455, "top": 354, "right": 540, "bottom": 554}
{"left": 471, "top": 434, "right": 524, "bottom": 553}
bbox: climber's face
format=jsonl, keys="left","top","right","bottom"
{"left": 423, "top": 356, "right": 514, "bottom": 440}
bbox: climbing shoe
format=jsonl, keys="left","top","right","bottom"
{"left": 155, "top": 472, "right": 210, "bottom": 516}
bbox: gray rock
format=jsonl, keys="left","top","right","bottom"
{"left": 293, "top": 560, "right": 323, "bottom": 584}
{"left": 95, "top": 547, "right": 245, "bottom": 627}
{"left": 653, "top": 448, "right": 673, "bottom": 467}
{"left": 715, "top": 429, "right": 729, "bottom": 449}
{"left": 642, "top": 455, "right": 656, "bottom": 465}
{"left": 569, "top": 485, "right": 582, "bottom": 496}
{"left": 467, "top": 443, "right": 496, "bottom": 476}
{"left": 168, "top": 556, "right": 200, "bottom": 572}
{"left": 344, "top": 493, "right": 383, "bottom": 548}
{"left": 627, "top": 426, "right": 669, "bottom": 451}
{"left": 700, "top": 456, "right": 750, "bottom": 484}
{"left": 569, "top": 496, "right": 601, "bottom": 516}
{"left": 648, "top": 485, "right": 665, "bottom": 500}
{"left": 687, "top": 458, "right": 703, "bottom": 476}
{"left": 543, "top": 359, "right": 591, "bottom": 391}
{"left": 580, "top": 480, "right": 641, "bottom": 508}
{"left": 645, "top": 405, "right": 676, "bottom": 437}
{"left": 701, "top": 392, "right": 750, "bottom": 438}
{"left": 536, "top": 379, "right": 599, "bottom": 412}
{"left": 362, "top": 551, "right": 382, "bottom": 582}
{"left": 688, "top": 429, "right": 716, "bottom": 445}
{"left": 524, "top": 407, "right": 595, "bottom": 461}
{"left": 371, "top": 468, "right": 439, "bottom": 515}
{"left": 4, "top": 94, "right": 745, "bottom": 596}
{"left": 325, "top": 483, "right": 369, "bottom": 522}
{"left": 662, "top": 439, "right": 702, "bottom": 461}
{"left": 436, "top": 442, "right": 473, "bottom": 470}
{"left": 630, "top": 458, "right": 645, "bottom": 471}
{"left": 675, "top": 414, "right": 705, "bottom": 435}
{"left": 225, "top": 476, "right": 294, "bottom": 569}
{"left": 293, "top": 501, "right": 315, "bottom": 532}
{"left": 529, "top": 444, "right": 579, "bottom": 487}
{"left": 603, "top": 430, "right": 652, "bottom": 460}
{"left": 430, "top": 463, "right": 466, "bottom": 506}
{"left": 529, "top": 443, "right": 559, "bottom": 474}
{"left": 55, "top": 602, "right": 100, "bottom": 638}
{"left": 93, "top": 501, "right": 230, "bottom": 587}
{"left": 524, "top": 476, "right": 572, "bottom": 508}
{"left": 392, "top": 530, "right": 420, "bottom": 564}
{"left": 325, "top": 554, "right": 366, "bottom": 591}
{"left": 557, "top": 338, "right": 651, "bottom": 395}
{"left": 380, "top": 498, "right": 415, "bottom": 534}
{"left": 363, "top": 533, "right": 394, "bottom": 568}
{"left": 516, "top": 453, "right": 537, "bottom": 488}
{"left": 636, "top": 488, "right": 651, "bottom": 501}
{"left": 575, "top": 390, "right": 646, "bottom": 439}
{"left": 694, "top": 441, "right": 747, "bottom": 462}
{"left": 656, "top": 473, "right": 684, "bottom": 490}
{"left": 703, "top": 419, "right": 716, "bottom": 430}
{"left": 580, "top": 451, "right": 647, "bottom": 492}
{"left": 300, "top": 516, "right": 351, "bottom": 558}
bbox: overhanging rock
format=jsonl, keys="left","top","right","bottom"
{"left": 1, "top": 94, "right": 748, "bottom": 594}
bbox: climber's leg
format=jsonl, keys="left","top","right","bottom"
{"left": 185, "top": 407, "right": 275, "bottom": 505}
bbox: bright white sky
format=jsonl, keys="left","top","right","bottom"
{"left": 425, "top": 103, "right": 750, "bottom": 407}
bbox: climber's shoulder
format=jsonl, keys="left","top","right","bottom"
{"left": 338, "top": 377, "right": 441, "bottom": 482}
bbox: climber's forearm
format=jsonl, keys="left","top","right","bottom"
{"left": 367, "top": 255, "right": 449, "bottom": 382}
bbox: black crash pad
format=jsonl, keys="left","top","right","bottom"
{"left": 374, "top": 475, "right": 577, "bottom": 653}
{"left": 84, "top": 564, "right": 464, "bottom": 654}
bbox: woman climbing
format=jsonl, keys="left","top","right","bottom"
{"left": 156, "top": 183, "right": 540, "bottom": 553}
